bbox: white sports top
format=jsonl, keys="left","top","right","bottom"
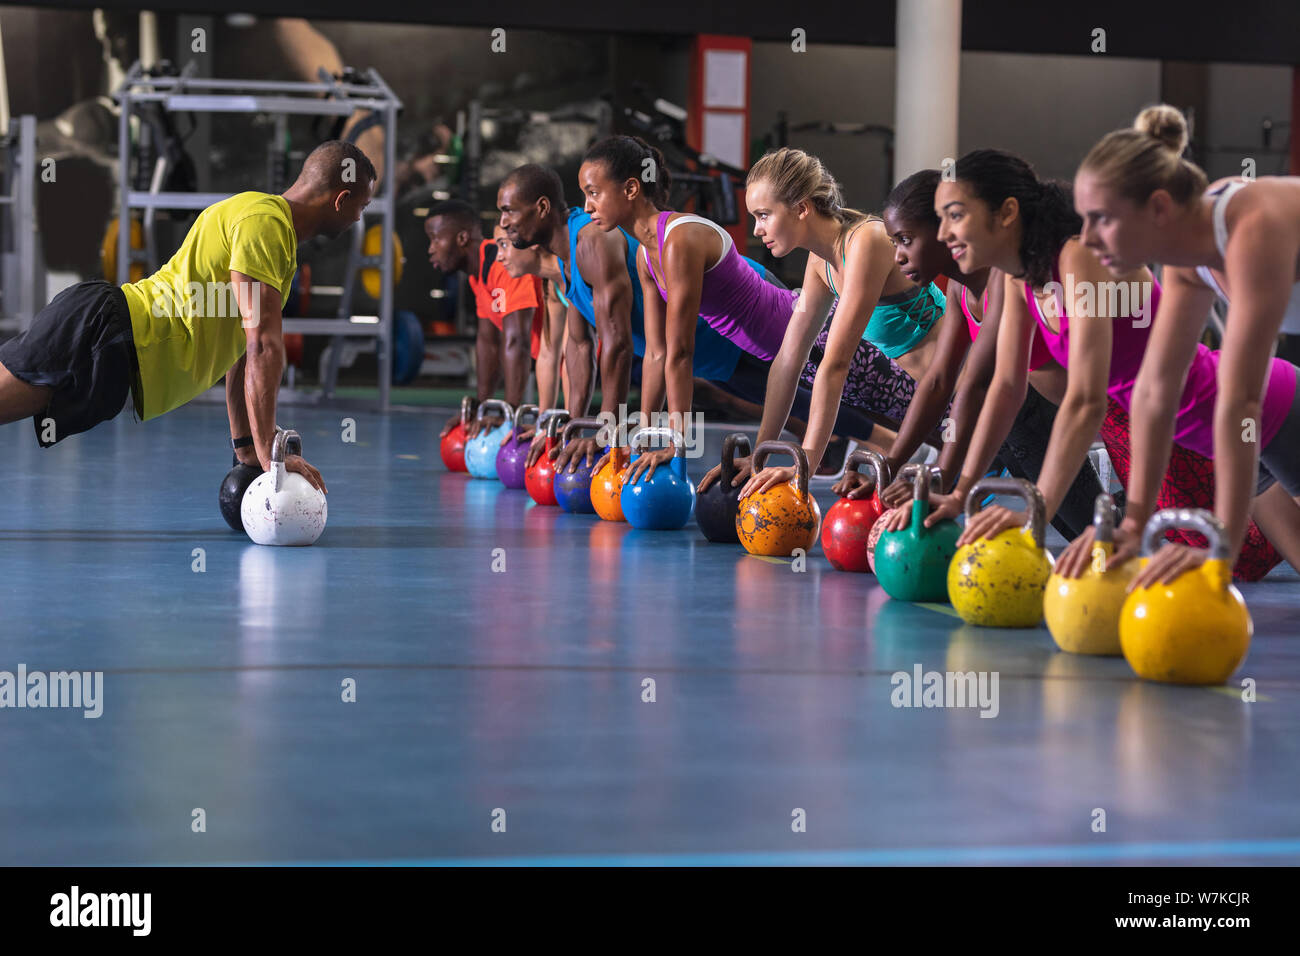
{"left": 1194, "top": 180, "right": 1300, "bottom": 335}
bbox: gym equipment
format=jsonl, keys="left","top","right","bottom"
{"left": 0, "top": 115, "right": 46, "bottom": 334}
{"left": 439, "top": 396, "right": 475, "bottom": 472}
{"left": 948, "top": 477, "right": 1054, "bottom": 628}
{"left": 695, "top": 433, "right": 751, "bottom": 544}
{"left": 360, "top": 224, "right": 405, "bottom": 299}
{"left": 1044, "top": 494, "right": 1134, "bottom": 655}
{"left": 554, "top": 418, "right": 605, "bottom": 515}
{"left": 621, "top": 428, "right": 696, "bottom": 530}
{"left": 241, "top": 430, "right": 327, "bottom": 546}
{"left": 391, "top": 310, "right": 426, "bottom": 386}
{"left": 875, "top": 464, "right": 960, "bottom": 603}
{"left": 464, "top": 399, "right": 515, "bottom": 479}
{"left": 496, "top": 404, "right": 538, "bottom": 490}
{"left": 867, "top": 467, "right": 942, "bottom": 572}
{"left": 1119, "top": 509, "right": 1252, "bottom": 685}
{"left": 113, "top": 63, "right": 402, "bottom": 410}
{"left": 100, "top": 216, "right": 145, "bottom": 284}
{"left": 526, "top": 410, "right": 571, "bottom": 506}
{"left": 821, "top": 450, "right": 890, "bottom": 572}
{"left": 219, "top": 453, "right": 263, "bottom": 532}
{"left": 591, "top": 445, "right": 630, "bottom": 523}
{"left": 736, "top": 441, "right": 821, "bottom": 557}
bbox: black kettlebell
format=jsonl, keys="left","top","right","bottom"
{"left": 695, "top": 432, "right": 752, "bottom": 543}
{"left": 219, "top": 452, "right": 263, "bottom": 532}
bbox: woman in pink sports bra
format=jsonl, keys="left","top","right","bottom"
{"left": 921, "top": 148, "right": 1299, "bottom": 583}
{"left": 1067, "top": 104, "right": 1300, "bottom": 586}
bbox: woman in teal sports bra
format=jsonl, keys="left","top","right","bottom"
{"left": 737, "top": 147, "right": 961, "bottom": 498}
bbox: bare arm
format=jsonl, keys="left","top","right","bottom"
{"left": 475, "top": 317, "right": 501, "bottom": 406}
{"left": 535, "top": 281, "right": 567, "bottom": 413}
{"left": 636, "top": 248, "right": 668, "bottom": 419}
{"left": 231, "top": 270, "right": 284, "bottom": 471}
{"left": 499, "top": 307, "right": 533, "bottom": 409}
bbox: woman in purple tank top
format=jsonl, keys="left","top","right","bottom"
{"left": 1071, "top": 104, "right": 1300, "bottom": 586}
{"left": 578, "top": 135, "right": 917, "bottom": 482}
{"left": 921, "top": 148, "right": 1300, "bottom": 582}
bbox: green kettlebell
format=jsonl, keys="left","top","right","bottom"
{"left": 875, "top": 463, "right": 961, "bottom": 603}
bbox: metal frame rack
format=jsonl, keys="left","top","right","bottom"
{"left": 113, "top": 63, "right": 402, "bottom": 409}
{"left": 0, "top": 115, "right": 45, "bottom": 335}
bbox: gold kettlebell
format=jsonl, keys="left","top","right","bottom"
{"left": 948, "top": 477, "right": 1054, "bottom": 628}
{"left": 1044, "top": 494, "right": 1135, "bottom": 655}
{"left": 1118, "top": 508, "right": 1252, "bottom": 685}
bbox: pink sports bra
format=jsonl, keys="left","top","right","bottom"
{"left": 960, "top": 282, "right": 1053, "bottom": 371}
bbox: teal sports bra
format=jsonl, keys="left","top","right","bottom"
{"left": 824, "top": 219, "right": 945, "bottom": 359}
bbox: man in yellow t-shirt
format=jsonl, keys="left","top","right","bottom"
{"left": 0, "top": 140, "right": 375, "bottom": 492}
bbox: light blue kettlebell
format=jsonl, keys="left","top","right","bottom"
{"left": 465, "top": 399, "right": 515, "bottom": 479}
{"left": 620, "top": 427, "right": 696, "bottom": 530}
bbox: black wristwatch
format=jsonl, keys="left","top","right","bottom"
{"left": 231, "top": 435, "right": 255, "bottom": 450}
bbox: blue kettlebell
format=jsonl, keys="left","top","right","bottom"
{"left": 464, "top": 399, "right": 515, "bottom": 479}
{"left": 554, "top": 417, "right": 605, "bottom": 514}
{"left": 620, "top": 427, "right": 696, "bottom": 530}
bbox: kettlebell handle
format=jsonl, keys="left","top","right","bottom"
{"left": 477, "top": 398, "right": 514, "bottom": 424}
{"left": 898, "top": 462, "right": 942, "bottom": 505}
{"left": 630, "top": 427, "right": 686, "bottom": 458}
{"left": 513, "top": 403, "right": 539, "bottom": 431}
{"left": 844, "top": 449, "right": 889, "bottom": 497}
{"left": 720, "top": 433, "right": 753, "bottom": 487}
{"left": 459, "top": 395, "right": 476, "bottom": 426}
{"left": 1092, "top": 493, "right": 1117, "bottom": 544}
{"left": 271, "top": 428, "right": 302, "bottom": 494}
{"left": 562, "top": 417, "right": 605, "bottom": 445}
{"left": 1141, "top": 507, "right": 1229, "bottom": 560}
{"left": 965, "top": 476, "right": 1047, "bottom": 547}
{"left": 751, "top": 440, "right": 811, "bottom": 498}
{"left": 538, "top": 408, "right": 571, "bottom": 441}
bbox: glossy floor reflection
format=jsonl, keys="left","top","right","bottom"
{"left": 1, "top": 404, "right": 1298, "bottom": 865}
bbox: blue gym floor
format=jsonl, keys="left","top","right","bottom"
{"left": 3, "top": 402, "right": 1299, "bottom": 866}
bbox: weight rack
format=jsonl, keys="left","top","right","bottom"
{"left": 113, "top": 62, "right": 402, "bottom": 410}
{"left": 0, "top": 115, "right": 45, "bottom": 336}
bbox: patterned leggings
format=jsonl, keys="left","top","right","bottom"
{"left": 1098, "top": 399, "right": 1281, "bottom": 582}
{"left": 799, "top": 317, "right": 917, "bottom": 428}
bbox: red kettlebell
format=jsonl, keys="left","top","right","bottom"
{"left": 866, "top": 464, "right": 942, "bottom": 572}
{"left": 821, "top": 449, "right": 890, "bottom": 572}
{"left": 525, "top": 408, "right": 571, "bottom": 506}
{"left": 440, "top": 396, "right": 476, "bottom": 472}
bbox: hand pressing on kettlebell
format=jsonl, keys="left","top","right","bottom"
{"left": 507, "top": 424, "right": 536, "bottom": 448}
{"left": 1054, "top": 519, "right": 1141, "bottom": 579}
{"left": 1130, "top": 541, "right": 1210, "bottom": 589}
{"left": 525, "top": 431, "right": 549, "bottom": 468}
{"left": 464, "top": 414, "right": 503, "bottom": 441}
{"left": 283, "top": 453, "right": 328, "bottom": 495}
{"left": 955, "top": 504, "right": 1023, "bottom": 547}
{"left": 697, "top": 456, "right": 752, "bottom": 494}
{"left": 920, "top": 490, "right": 965, "bottom": 529}
{"left": 625, "top": 445, "right": 676, "bottom": 484}
{"left": 553, "top": 436, "right": 601, "bottom": 475}
{"left": 832, "top": 468, "right": 876, "bottom": 500}
{"left": 740, "top": 465, "right": 796, "bottom": 500}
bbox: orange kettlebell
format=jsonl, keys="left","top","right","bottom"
{"left": 736, "top": 440, "right": 822, "bottom": 557}
{"left": 591, "top": 445, "right": 630, "bottom": 522}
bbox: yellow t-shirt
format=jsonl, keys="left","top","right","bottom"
{"left": 120, "top": 192, "right": 297, "bottom": 420}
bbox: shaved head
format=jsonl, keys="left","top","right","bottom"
{"left": 296, "top": 140, "right": 377, "bottom": 194}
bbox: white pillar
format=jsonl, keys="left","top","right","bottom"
{"left": 894, "top": 0, "right": 962, "bottom": 185}
{"left": 139, "top": 11, "right": 160, "bottom": 70}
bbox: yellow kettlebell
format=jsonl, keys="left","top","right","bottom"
{"left": 1043, "top": 494, "right": 1135, "bottom": 655}
{"left": 948, "top": 477, "right": 1054, "bottom": 627}
{"left": 1118, "top": 508, "right": 1252, "bottom": 685}
{"left": 360, "top": 224, "right": 405, "bottom": 299}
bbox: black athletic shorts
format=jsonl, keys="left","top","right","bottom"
{"left": 0, "top": 280, "right": 139, "bottom": 447}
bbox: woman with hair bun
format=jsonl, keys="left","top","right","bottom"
{"left": 1058, "top": 105, "right": 1300, "bottom": 586}
{"left": 920, "top": 147, "right": 1297, "bottom": 583}
{"left": 579, "top": 136, "right": 919, "bottom": 483}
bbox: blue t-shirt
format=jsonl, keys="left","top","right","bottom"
{"left": 558, "top": 207, "right": 744, "bottom": 382}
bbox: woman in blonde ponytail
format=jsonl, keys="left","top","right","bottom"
{"left": 733, "top": 147, "right": 954, "bottom": 498}
{"left": 1064, "top": 103, "right": 1300, "bottom": 587}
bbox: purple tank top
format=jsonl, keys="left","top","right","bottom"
{"left": 642, "top": 212, "right": 797, "bottom": 361}
{"left": 1022, "top": 257, "right": 1296, "bottom": 458}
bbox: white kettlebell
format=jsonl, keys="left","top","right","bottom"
{"left": 241, "top": 429, "right": 328, "bottom": 546}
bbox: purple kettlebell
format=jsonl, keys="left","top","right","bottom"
{"left": 496, "top": 404, "right": 538, "bottom": 490}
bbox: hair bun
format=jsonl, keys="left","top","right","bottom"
{"left": 1135, "top": 104, "right": 1189, "bottom": 155}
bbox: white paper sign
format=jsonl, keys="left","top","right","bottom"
{"left": 704, "top": 49, "right": 747, "bottom": 109}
